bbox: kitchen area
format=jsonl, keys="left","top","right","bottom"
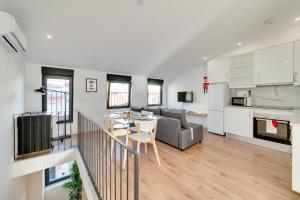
{"left": 207, "top": 39, "right": 300, "bottom": 193}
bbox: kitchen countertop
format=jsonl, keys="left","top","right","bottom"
{"left": 225, "top": 105, "right": 300, "bottom": 125}
{"left": 185, "top": 111, "right": 207, "bottom": 117}
{"left": 253, "top": 105, "right": 295, "bottom": 111}
{"left": 225, "top": 105, "right": 298, "bottom": 111}
{"left": 225, "top": 105, "right": 295, "bottom": 121}
{"left": 224, "top": 105, "right": 254, "bottom": 109}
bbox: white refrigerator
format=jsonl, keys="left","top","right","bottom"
{"left": 208, "top": 83, "right": 229, "bottom": 135}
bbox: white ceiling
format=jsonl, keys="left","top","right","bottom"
{"left": 1, "top": 0, "right": 300, "bottom": 78}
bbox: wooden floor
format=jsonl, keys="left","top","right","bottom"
{"left": 137, "top": 131, "right": 300, "bottom": 200}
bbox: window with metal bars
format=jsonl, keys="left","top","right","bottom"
{"left": 147, "top": 78, "right": 163, "bottom": 106}
{"left": 42, "top": 67, "right": 74, "bottom": 122}
{"left": 107, "top": 74, "right": 132, "bottom": 109}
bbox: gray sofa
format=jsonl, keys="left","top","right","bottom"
{"left": 132, "top": 106, "right": 203, "bottom": 150}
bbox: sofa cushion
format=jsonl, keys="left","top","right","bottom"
{"left": 143, "top": 107, "right": 161, "bottom": 116}
{"left": 131, "top": 106, "right": 143, "bottom": 112}
{"left": 161, "top": 109, "right": 189, "bottom": 129}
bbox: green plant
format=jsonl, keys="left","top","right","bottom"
{"left": 63, "top": 161, "right": 83, "bottom": 200}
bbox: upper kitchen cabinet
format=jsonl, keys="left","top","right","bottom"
{"left": 229, "top": 53, "right": 255, "bottom": 88}
{"left": 294, "top": 39, "right": 300, "bottom": 86}
{"left": 207, "top": 58, "right": 230, "bottom": 83}
{"left": 254, "top": 42, "right": 293, "bottom": 85}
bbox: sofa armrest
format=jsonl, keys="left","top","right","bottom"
{"left": 156, "top": 116, "right": 181, "bottom": 148}
{"left": 178, "top": 123, "right": 203, "bottom": 150}
{"left": 188, "top": 123, "right": 203, "bottom": 143}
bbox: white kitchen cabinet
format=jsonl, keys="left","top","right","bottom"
{"left": 208, "top": 110, "right": 224, "bottom": 135}
{"left": 254, "top": 42, "right": 293, "bottom": 85}
{"left": 292, "top": 120, "right": 300, "bottom": 193}
{"left": 224, "top": 106, "right": 253, "bottom": 138}
{"left": 207, "top": 58, "right": 230, "bottom": 83}
{"left": 229, "top": 53, "right": 255, "bottom": 88}
{"left": 294, "top": 40, "right": 300, "bottom": 86}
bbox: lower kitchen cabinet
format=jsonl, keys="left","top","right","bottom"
{"left": 208, "top": 110, "right": 224, "bottom": 135}
{"left": 224, "top": 107, "right": 253, "bottom": 138}
{"left": 292, "top": 123, "right": 300, "bottom": 193}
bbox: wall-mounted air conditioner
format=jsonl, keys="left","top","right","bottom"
{"left": 0, "top": 11, "right": 27, "bottom": 53}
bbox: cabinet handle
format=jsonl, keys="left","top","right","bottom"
{"left": 295, "top": 72, "right": 298, "bottom": 82}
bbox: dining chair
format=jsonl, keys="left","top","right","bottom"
{"left": 123, "top": 118, "right": 161, "bottom": 168}
{"left": 103, "top": 117, "right": 130, "bottom": 157}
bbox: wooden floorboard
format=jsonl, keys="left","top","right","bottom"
{"left": 137, "top": 131, "right": 300, "bottom": 200}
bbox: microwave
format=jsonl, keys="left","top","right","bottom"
{"left": 232, "top": 97, "right": 252, "bottom": 107}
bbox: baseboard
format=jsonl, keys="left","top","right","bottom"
{"left": 227, "top": 133, "right": 292, "bottom": 153}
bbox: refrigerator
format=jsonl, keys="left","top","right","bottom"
{"left": 208, "top": 83, "right": 229, "bottom": 135}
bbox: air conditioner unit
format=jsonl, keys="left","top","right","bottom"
{"left": 0, "top": 11, "right": 27, "bottom": 53}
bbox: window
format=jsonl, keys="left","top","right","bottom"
{"left": 45, "top": 161, "right": 73, "bottom": 186}
{"left": 42, "top": 67, "right": 74, "bottom": 121}
{"left": 46, "top": 77, "right": 70, "bottom": 113}
{"left": 108, "top": 82, "right": 130, "bottom": 108}
{"left": 148, "top": 78, "right": 164, "bottom": 106}
{"left": 107, "top": 74, "right": 131, "bottom": 109}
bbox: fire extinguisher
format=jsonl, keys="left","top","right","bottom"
{"left": 203, "top": 76, "right": 209, "bottom": 94}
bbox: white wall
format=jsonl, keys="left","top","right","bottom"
{"left": 45, "top": 181, "right": 68, "bottom": 200}
{"left": 167, "top": 65, "right": 208, "bottom": 126}
{"left": 73, "top": 68, "right": 106, "bottom": 124}
{"left": 0, "top": 45, "right": 26, "bottom": 199}
{"left": 25, "top": 63, "right": 167, "bottom": 125}
{"left": 44, "top": 181, "right": 88, "bottom": 200}
{"left": 26, "top": 171, "right": 44, "bottom": 200}
{"left": 11, "top": 176, "right": 27, "bottom": 200}
{"left": 167, "top": 65, "right": 208, "bottom": 112}
{"left": 12, "top": 171, "right": 44, "bottom": 200}
{"left": 25, "top": 63, "right": 42, "bottom": 112}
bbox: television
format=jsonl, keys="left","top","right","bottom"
{"left": 177, "top": 91, "right": 193, "bottom": 103}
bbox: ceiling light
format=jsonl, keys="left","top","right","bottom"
{"left": 203, "top": 57, "right": 207, "bottom": 61}
{"left": 295, "top": 17, "right": 300, "bottom": 22}
{"left": 237, "top": 42, "right": 242, "bottom": 46}
{"left": 137, "top": 0, "right": 143, "bottom": 5}
{"left": 46, "top": 34, "right": 52, "bottom": 40}
{"left": 264, "top": 17, "right": 275, "bottom": 25}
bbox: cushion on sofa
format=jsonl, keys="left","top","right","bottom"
{"left": 131, "top": 106, "right": 143, "bottom": 112}
{"left": 161, "top": 109, "right": 189, "bottom": 129}
{"left": 143, "top": 107, "right": 161, "bottom": 115}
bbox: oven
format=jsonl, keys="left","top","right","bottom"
{"left": 253, "top": 117, "right": 291, "bottom": 145}
{"left": 253, "top": 108, "right": 292, "bottom": 145}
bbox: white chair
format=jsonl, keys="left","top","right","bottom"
{"left": 103, "top": 117, "right": 130, "bottom": 156}
{"left": 123, "top": 118, "right": 161, "bottom": 168}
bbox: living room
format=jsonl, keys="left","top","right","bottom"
{"left": 1, "top": 0, "right": 300, "bottom": 200}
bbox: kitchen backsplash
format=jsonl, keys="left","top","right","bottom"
{"left": 231, "top": 85, "right": 300, "bottom": 108}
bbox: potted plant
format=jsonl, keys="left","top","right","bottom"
{"left": 63, "top": 161, "right": 83, "bottom": 200}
